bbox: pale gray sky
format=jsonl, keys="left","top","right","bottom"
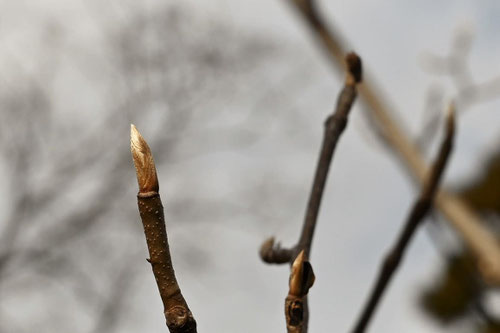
{"left": 1, "top": 1, "right": 499, "bottom": 332}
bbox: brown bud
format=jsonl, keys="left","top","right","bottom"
{"left": 130, "top": 124, "right": 159, "bottom": 194}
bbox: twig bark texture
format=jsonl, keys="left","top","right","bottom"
{"left": 352, "top": 107, "right": 455, "bottom": 333}
{"left": 297, "top": 53, "right": 362, "bottom": 260}
{"left": 131, "top": 125, "right": 197, "bottom": 333}
{"left": 285, "top": 0, "right": 500, "bottom": 285}
{"left": 286, "top": 250, "right": 316, "bottom": 333}
{"left": 260, "top": 52, "right": 362, "bottom": 264}
{"left": 260, "top": 52, "right": 362, "bottom": 333}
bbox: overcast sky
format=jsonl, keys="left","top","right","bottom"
{"left": 1, "top": 1, "right": 499, "bottom": 332}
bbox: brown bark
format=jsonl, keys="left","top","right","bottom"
{"left": 260, "top": 52, "right": 362, "bottom": 264}
{"left": 259, "top": 53, "right": 362, "bottom": 332}
{"left": 131, "top": 125, "right": 197, "bottom": 333}
{"left": 285, "top": 251, "right": 315, "bottom": 333}
{"left": 284, "top": 0, "right": 500, "bottom": 286}
{"left": 297, "top": 53, "right": 361, "bottom": 260}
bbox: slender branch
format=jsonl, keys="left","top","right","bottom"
{"left": 259, "top": 53, "right": 361, "bottom": 333}
{"left": 297, "top": 53, "right": 362, "bottom": 259}
{"left": 285, "top": 0, "right": 500, "bottom": 285}
{"left": 285, "top": 251, "right": 316, "bottom": 333}
{"left": 130, "top": 125, "right": 197, "bottom": 333}
{"left": 351, "top": 107, "right": 455, "bottom": 333}
{"left": 259, "top": 52, "right": 362, "bottom": 265}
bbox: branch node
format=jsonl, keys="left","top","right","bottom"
{"left": 259, "top": 236, "right": 294, "bottom": 264}
{"left": 285, "top": 250, "right": 316, "bottom": 332}
{"left": 165, "top": 305, "right": 196, "bottom": 332}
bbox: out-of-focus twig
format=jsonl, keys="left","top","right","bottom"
{"left": 417, "top": 29, "right": 500, "bottom": 149}
{"left": 131, "top": 125, "right": 197, "bottom": 333}
{"left": 285, "top": 0, "right": 500, "bottom": 285}
{"left": 351, "top": 106, "right": 455, "bottom": 333}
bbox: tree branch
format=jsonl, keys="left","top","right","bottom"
{"left": 131, "top": 125, "right": 197, "bottom": 333}
{"left": 259, "top": 52, "right": 362, "bottom": 265}
{"left": 351, "top": 106, "right": 455, "bottom": 333}
{"left": 284, "top": 0, "right": 500, "bottom": 285}
{"left": 297, "top": 53, "right": 362, "bottom": 259}
{"left": 259, "top": 53, "right": 362, "bottom": 333}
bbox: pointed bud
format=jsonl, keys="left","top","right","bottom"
{"left": 289, "top": 250, "right": 315, "bottom": 297}
{"left": 130, "top": 124, "right": 159, "bottom": 194}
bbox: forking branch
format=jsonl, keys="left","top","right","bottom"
{"left": 284, "top": 0, "right": 500, "bottom": 285}
{"left": 260, "top": 52, "right": 362, "bottom": 332}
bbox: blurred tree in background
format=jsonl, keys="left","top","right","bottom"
{"left": 0, "top": 1, "right": 499, "bottom": 332}
{"left": 0, "top": 4, "right": 310, "bottom": 332}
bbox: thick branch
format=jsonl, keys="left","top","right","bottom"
{"left": 351, "top": 107, "right": 455, "bottom": 333}
{"left": 286, "top": 0, "right": 500, "bottom": 285}
{"left": 131, "top": 125, "right": 197, "bottom": 333}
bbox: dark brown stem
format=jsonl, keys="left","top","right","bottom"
{"left": 131, "top": 125, "right": 197, "bottom": 333}
{"left": 259, "top": 53, "right": 362, "bottom": 265}
{"left": 351, "top": 107, "right": 455, "bottom": 333}
{"left": 284, "top": 0, "right": 500, "bottom": 284}
{"left": 259, "top": 53, "right": 362, "bottom": 333}
{"left": 297, "top": 53, "right": 361, "bottom": 259}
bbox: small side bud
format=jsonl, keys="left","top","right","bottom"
{"left": 289, "top": 250, "right": 315, "bottom": 297}
{"left": 130, "top": 124, "right": 159, "bottom": 194}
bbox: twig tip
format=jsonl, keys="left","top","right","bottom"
{"left": 259, "top": 236, "right": 275, "bottom": 256}
{"left": 130, "top": 124, "right": 159, "bottom": 194}
{"left": 346, "top": 52, "right": 362, "bottom": 84}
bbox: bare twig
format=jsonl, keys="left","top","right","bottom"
{"left": 260, "top": 53, "right": 362, "bottom": 332}
{"left": 285, "top": 250, "right": 316, "bottom": 333}
{"left": 351, "top": 107, "right": 455, "bottom": 333}
{"left": 297, "top": 53, "right": 362, "bottom": 259}
{"left": 284, "top": 0, "right": 500, "bottom": 285}
{"left": 260, "top": 52, "right": 362, "bottom": 264}
{"left": 131, "top": 125, "right": 197, "bottom": 333}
